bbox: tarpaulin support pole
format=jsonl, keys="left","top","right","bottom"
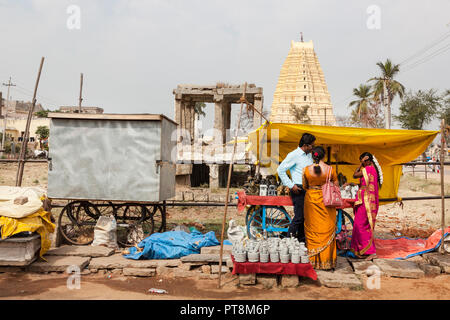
{"left": 218, "top": 82, "right": 247, "bottom": 288}
{"left": 439, "top": 118, "right": 446, "bottom": 254}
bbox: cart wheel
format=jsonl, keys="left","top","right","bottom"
{"left": 115, "top": 204, "right": 154, "bottom": 247}
{"left": 148, "top": 204, "right": 167, "bottom": 233}
{"left": 339, "top": 209, "right": 354, "bottom": 235}
{"left": 58, "top": 201, "right": 99, "bottom": 245}
{"left": 246, "top": 206, "right": 292, "bottom": 239}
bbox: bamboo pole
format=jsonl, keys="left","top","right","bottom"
{"left": 15, "top": 57, "right": 45, "bottom": 187}
{"left": 440, "top": 119, "right": 446, "bottom": 254}
{"left": 218, "top": 82, "right": 247, "bottom": 288}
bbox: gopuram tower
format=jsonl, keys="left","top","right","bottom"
{"left": 270, "top": 36, "right": 336, "bottom": 125}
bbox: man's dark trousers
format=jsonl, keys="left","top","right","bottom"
{"left": 288, "top": 187, "right": 306, "bottom": 242}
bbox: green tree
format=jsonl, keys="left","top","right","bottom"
{"left": 193, "top": 102, "right": 206, "bottom": 120}
{"left": 394, "top": 89, "right": 442, "bottom": 130}
{"left": 34, "top": 109, "right": 50, "bottom": 118}
{"left": 348, "top": 84, "right": 372, "bottom": 127}
{"left": 369, "top": 59, "right": 405, "bottom": 129}
{"left": 290, "top": 104, "right": 311, "bottom": 124}
{"left": 440, "top": 89, "right": 450, "bottom": 124}
{"left": 35, "top": 126, "right": 49, "bottom": 150}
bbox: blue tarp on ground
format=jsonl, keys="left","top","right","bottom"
{"left": 123, "top": 229, "right": 220, "bottom": 260}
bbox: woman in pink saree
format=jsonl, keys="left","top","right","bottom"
{"left": 350, "top": 152, "right": 383, "bottom": 260}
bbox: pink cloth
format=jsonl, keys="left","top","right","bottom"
{"left": 350, "top": 165, "right": 379, "bottom": 255}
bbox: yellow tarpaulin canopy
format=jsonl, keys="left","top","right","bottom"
{"left": 248, "top": 122, "right": 439, "bottom": 202}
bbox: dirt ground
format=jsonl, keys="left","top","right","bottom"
{"left": 0, "top": 162, "right": 449, "bottom": 300}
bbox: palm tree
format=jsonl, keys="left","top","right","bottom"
{"left": 369, "top": 59, "right": 405, "bottom": 129}
{"left": 348, "top": 84, "right": 372, "bottom": 127}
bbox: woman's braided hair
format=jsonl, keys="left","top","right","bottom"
{"left": 359, "top": 152, "right": 383, "bottom": 188}
{"left": 312, "top": 146, "right": 326, "bottom": 175}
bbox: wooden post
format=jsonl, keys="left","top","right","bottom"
{"left": 218, "top": 82, "right": 247, "bottom": 288}
{"left": 440, "top": 119, "right": 446, "bottom": 254}
{"left": 424, "top": 155, "right": 427, "bottom": 180}
{"left": 78, "top": 73, "right": 83, "bottom": 113}
{"left": 15, "top": 57, "right": 45, "bottom": 187}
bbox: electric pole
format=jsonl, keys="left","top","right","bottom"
{"left": 78, "top": 73, "right": 83, "bottom": 113}
{"left": 2, "top": 77, "right": 16, "bottom": 153}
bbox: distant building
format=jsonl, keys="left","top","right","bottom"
{"left": 58, "top": 106, "right": 104, "bottom": 114}
{"left": 1, "top": 99, "right": 44, "bottom": 119}
{"left": 270, "top": 39, "right": 337, "bottom": 126}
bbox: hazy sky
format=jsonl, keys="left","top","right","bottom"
{"left": 0, "top": 0, "right": 449, "bottom": 130}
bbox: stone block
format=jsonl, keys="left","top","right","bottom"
{"left": 373, "top": 259, "right": 425, "bottom": 279}
{"left": 211, "top": 264, "right": 229, "bottom": 274}
{"left": 350, "top": 260, "right": 382, "bottom": 275}
{"left": 198, "top": 273, "right": 219, "bottom": 280}
{"left": 123, "top": 268, "right": 156, "bottom": 277}
{"left": 28, "top": 256, "right": 91, "bottom": 273}
{"left": 0, "top": 234, "right": 40, "bottom": 266}
{"left": 419, "top": 264, "right": 442, "bottom": 276}
{"left": 89, "top": 254, "right": 180, "bottom": 269}
{"left": 335, "top": 256, "right": 354, "bottom": 274}
{"left": 183, "top": 192, "right": 194, "bottom": 202}
{"left": 316, "top": 270, "right": 362, "bottom": 289}
{"left": 156, "top": 266, "right": 173, "bottom": 275}
{"left": 200, "top": 245, "right": 232, "bottom": 255}
{"left": 201, "top": 265, "right": 211, "bottom": 274}
{"left": 46, "top": 245, "right": 115, "bottom": 258}
{"left": 239, "top": 273, "right": 256, "bottom": 285}
{"left": 173, "top": 270, "right": 199, "bottom": 278}
{"left": 280, "top": 275, "right": 299, "bottom": 288}
{"left": 193, "top": 193, "right": 208, "bottom": 202}
{"left": 180, "top": 254, "right": 231, "bottom": 264}
{"left": 423, "top": 252, "right": 450, "bottom": 273}
{"left": 256, "top": 274, "right": 278, "bottom": 289}
{"left": 14, "top": 196, "right": 28, "bottom": 205}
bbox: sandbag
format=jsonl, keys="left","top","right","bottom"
{"left": 227, "top": 219, "right": 246, "bottom": 245}
{"left": 91, "top": 216, "right": 118, "bottom": 249}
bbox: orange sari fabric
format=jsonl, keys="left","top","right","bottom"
{"left": 303, "top": 165, "right": 338, "bottom": 270}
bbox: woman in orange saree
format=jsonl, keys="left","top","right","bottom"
{"left": 303, "top": 146, "right": 338, "bottom": 270}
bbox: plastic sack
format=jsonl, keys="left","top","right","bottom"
{"left": 227, "top": 219, "right": 246, "bottom": 245}
{"left": 92, "top": 216, "right": 118, "bottom": 249}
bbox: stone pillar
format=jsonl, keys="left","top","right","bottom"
{"left": 253, "top": 94, "right": 263, "bottom": 129}
{"left": 212, "top": 97, "right": 231, "bottom": 189}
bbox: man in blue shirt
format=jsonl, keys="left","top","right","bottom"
{"left": 277, "top": 133, "right": 316, "bottom": 242}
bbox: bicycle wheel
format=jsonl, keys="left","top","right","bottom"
{"left": 58, "top": 201, "right": 99, "bottom": 245}
{"left": 115, "top": 204, "right": 154, "bottom": 247}
{"left": 246, "top": 206, "right": 291, "bottom": 239}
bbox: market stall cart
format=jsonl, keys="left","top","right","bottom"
{"left": 47, "top": 113, "right": 177, "bottom": 247}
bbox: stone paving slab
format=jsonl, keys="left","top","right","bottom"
{"left": 211, "top": 265, "right": 230, "bottom": 274}
{"left": 89, "top": 254, "right": 181, "bottom": 269}
{"left": 316, "top": 270, "right": 362, "bottom": 289}
{"left": 373, "top": 259, "right": 425, "bottom": 279}
{"left": 200, "top": 245, "right": 232, "bottom": 255}
{"left": 46, "top": 245, "right": 115, "bottom": 258}
{"left": 335, "top": 256, "right": 354, "bottom": 274}
{"left": 123, "top": 268, "right": 156, "bottom": 277}
{"left": 28, "top": 256, "right": 91, "bottom": 273}
{"left": 180, "top": 253, "right": 231, "bottom": 263}
{"left": 423, "top": 252, "right": 450, "bottom": 273}
{"left": 349, "top": 260, "right": 382, "bottom": 275}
